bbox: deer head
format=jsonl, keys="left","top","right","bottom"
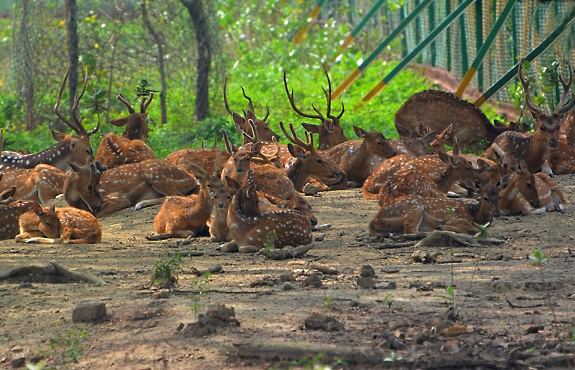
{"left": 284, "top": 67, "right": 347, "bottom": 150}
{"left": 110, "top": 93, "right": 154, "bottom": 140}
{"left": 63, "top": 161, "right": 106, "bottom": 215}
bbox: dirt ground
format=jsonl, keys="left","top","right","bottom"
{"left": 1, "top": 173, "right": 575, "bottom": 369}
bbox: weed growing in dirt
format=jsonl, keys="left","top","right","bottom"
{"left": 34, "top": 325, "right": 87, "bottom": 369}
{"left": 290, "top": 353, "right": 346, "bottom": 369}
{"left": 323, "top": 295, "right": 333, "bottom": 313}
{"left": 383, "top": 351, "right": 403, "bottom": 368}
{"left": 377, "top": 293, "right": 403, "bottom": 320}
{"left": 261, "top": 230, "right": 278, "bottom": 272}
{"left": 529, "top": 247, "right": 573, "bottom": 368}
{"left": 190, "top": 272, "right": 211, "bottom": 322}
{"left": 151, "top": 252, "right": 184, "bottom": 290}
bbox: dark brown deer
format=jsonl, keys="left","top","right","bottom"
{"left": 0, "top": 175, "right": 36, "bottom": 240}
{"left": 1, "top": 67, "right": 97, "bottom": 171}
{"left": 394, "top": 89, "right": 520, "bottom": 147}
{"left": 484, "top": 58, "right": 574, "bottom": 174}
{"left": 324, "top": 126, "right": 397, "bottom": 185}
{"left": 224, "top": 76, "right": 281, "bottom": 144}
{"left": 15, "top": 203, "right": 102, "bottom": 244}
{"left": 284, "top": 68, "right": 347, "bottom": 150}
{"left": 549, "top": 111, "right": 575, "bottom": 174}
{"left": 393, "top": 122, "right": 437, "bottom": 157}
{"left": 220, "top": 176, "right": 313, "bottom": 253}
{"left": 94, "top": 93, "right": 156, "bottom": 169}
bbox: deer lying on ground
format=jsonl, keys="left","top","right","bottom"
{"left": 208, "top": 182, "right": 235, "bottom": 242}
{"left": 484, "top": 58, "right": 574, "bottom": 174}
{"left": 148, "top": 163, "right": 219, "bottom": 240}
{"left": 95, "top": 93, "right": 156, "bottom": 169}
{"left": 324, "top": 126, "right": 397, "bottom": 185}
{"left": 63, "top": 161, "right": 106, "bottom": 214}
{"left": 393, "top": 123, "right": 437, "bottom": 157}
{"left": 0, "top": 180, "right": 36, "bottom": 240}
{"left": 369, "top": 183, "right": 500, "bottom": 237}
{"left": 220, "top": 175, "right": 313, "bottom": 253}
{"left": 497, "top": 159, "right": 567, "bottom": 215}
{"left": 16, "top": 203, "right": 102, "bottom": 244}
{"left": 1, "top": 67, "right": 97, "bottom": 171}
{"left": 284, "top": 68, "right": 347, "bottom": 150}
{"left": 549, "top": 111, "right": 575, "bottom": 175}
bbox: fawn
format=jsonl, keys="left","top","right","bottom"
{"left": 16, "top": 203, "right": 102, "bottom": 244}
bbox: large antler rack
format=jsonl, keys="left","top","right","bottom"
{"left": 279, "top": 121, "right": 316, "bottom": 154}
{"left": 54, "top": 66, "right": 98, "bottom": 138}
{"left": 554, "top": 61, "right": 574, "bottom": 116}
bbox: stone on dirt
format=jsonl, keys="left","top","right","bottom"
{"left": 72, "top": 301, "right": 107, "bottom": 323}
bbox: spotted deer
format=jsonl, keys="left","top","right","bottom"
{"left": 95, "top": 93, "right": 156, "bottom": 169}
{"left": 549, "top": 111, "right": 575, "bottom": 174}
{"left": 284, "top": 68, "right": 347, "bottom": 150}
{"left": 165, "top": 146, "right": 230, "bottom": 176}
{"left": 0, "top": 177, "right": 36, "bottom": 240}
{"left": 15, "top": 203, "right": 102, "bottom": 244}
{"left": 393, "top": 123, "right": 437, "bottom": 157}
{"left": 224, "top": 76, "right": 281, "bottom": 144}
{"left": 1, "top": 67, "right": 97, "bottom": 171}
{"left": 497, "top": 159, "right": 567, "bottom": 215}
{"left": 484, "top": 58, "right": 574, "bottom": 174}
{"left": 63, "top": 161, "right": 106, "bottom": 214}
{"left": 323, "top": 126, "right": 397, "bottom": 185}
{"left": 220, "top": 176, "right": 313, "bottom": 253}
{"left": 148, "top": 163, "right": 219, "bottom": 240}
{"left": 369, "top": 183, "right": 500, "bottom": 237}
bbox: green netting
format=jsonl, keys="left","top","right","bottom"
{"left": 378, "top": 0, "right": 574, "bottom": 104}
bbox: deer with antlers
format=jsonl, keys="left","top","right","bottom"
{"left": 484, "top": 58, "right": 574, "bottom": 174}
{"left": 284, "top": 68, "right": 347, "bottom": 150}
{"left": 549, "top": 111, "right": 575, "bottom": 174}
{"left": 220, "top": 174, "right": 313, "bottom": 253}
{"left": 369, "top": 183, "right": 500, "bottom": 237}
{"left": 95, "top": 93, "right": 156, "bottom": 169}
{"left": 1, "top": 67, "right": 97, "bottom": 172}
{"left": 15, "top": 203, "right": 102, "bottom": 244}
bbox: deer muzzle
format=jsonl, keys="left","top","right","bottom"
{"left": 550, "top": 138, "right": 558, "bottom": 149}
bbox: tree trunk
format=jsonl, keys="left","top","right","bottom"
{"left": 19, "top": 0, "right": 36, "bottom": 131}
{"left": 64, "top": 0, "right": 79, "bottom": 132}
{"left": 141, "top": 1, "right": 168, "bottom": 124}
{"left": 180, "top": 0, "right": 212, "bottom": 123}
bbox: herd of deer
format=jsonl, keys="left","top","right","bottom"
{"left": 1, "top": 58, "right": 574, "bottom": 252}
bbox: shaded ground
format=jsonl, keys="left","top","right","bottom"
{"left": 1, "top": 174, "right": 575, "bottom": 369}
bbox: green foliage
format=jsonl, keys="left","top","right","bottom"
{"left": 151, "top": 252, "right": 184, "bottom": 290}
{"left": 134, "top": 78, "right": 159, "bottom": 100}
{"left": 190, "top": 272, "right": 211, "bottom": 322}
{"left": 377, "top": 292, "right": 403, "bottom": 320}
{"left": 36, "top": 326, "right": 87, "bottom": 368}
{"left": 290, "top": 352, "right": 347, "bottom": 369}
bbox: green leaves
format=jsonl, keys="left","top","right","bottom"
{"left": 529, "top": 247, "right": 548, "bottom": 267}
{"left": 135, "top": 78, "right": 159, "bottom": 100}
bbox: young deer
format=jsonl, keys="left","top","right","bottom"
{"left": 369, "top": 183, "right": 500, "bottom": 237}
{"left": 220, "top": 176, "right": 313, "bottom": 253}
{"left": 16, "top": 203, "right": 102, "bottom": 244}
{"left": 393, "top": 123, "right": 437, "bottom": 157}
{"left": 284, "top": 68, "right": 348, "bottom": 150}
{"left": 324, "top": 126, "right": 397, "bottom": 185}
{"left": 208, "top": 183, "right": 235, "bottom": 243}
{"left": 0, "top": 165, "right": 67, "bottom": 204}
{"left": 63, "top": 161, "right": 106, "bottom": 214}
{"left": 484, "top": 58, "right": 574, "bottom": 174}
{"left": 224, "top": 76, "right": 281, "bottom": 144}
{"left": 1, "top": 67, "right": 97, "bottom": 171}
{"left": 94, "top": 93, "right": 156, "bottom": 169}
{"left": 0, "top": 183, "right": 36, "bottom": 240}
{"left": 149, "top": 163, "right": 218, "bottom": 240}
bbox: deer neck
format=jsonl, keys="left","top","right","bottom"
{"left": 1, "top": 142, "right": 74, "bottom": 171}
{"left": 497, "top": 178, "right": 519, "bottom": 211}
{"left": 436, "top": 165, "right": 461, "bottom": 193}
{"left": 468, "top": 200, "right": 493, "bottom": 226}
{"left": 286, "top": 160, "right": 308, "bottom": 191}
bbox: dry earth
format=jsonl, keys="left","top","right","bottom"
{"left": 2, "top": 173, "right": 575, "bottom": 369}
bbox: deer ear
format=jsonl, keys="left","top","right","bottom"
{"left": 68, "top": 163, "right": 82, "bottom": 173}
{"left": 110, "top": 117, "right": 128, "bottom": 127}
{"left": 50, "top": 205, "right": 56, "bottom": 213}
{"left": 250, "top": 142, "right": 263, "bottom": 155}
{"left": 232, "top": 113, "right": 246, "bottom": 131}
{"left": 69, "top": 139, "right": 80, "bottom": 151}
{"left": 33, "top": 202, "right": 44, "bottom": 216}
{"left": 395, "top": 124, "right": 410, "bottom": 137}
{"left": 287, "top": 144, "right": 306, "bottom": 159}
{"left": 438, "top": 150, "right": 451, "bottom": 164}
{"left": 302, "top": 123, "right": 320, "bottom": 134}
{"left": 224, "top": 176, "right": 241, "bottom": 191}
{"left": 52, "top": 130, "right": 67, "bottom": 142}
{"left": 353, "top": 125, "right": 367, "bottom": 138}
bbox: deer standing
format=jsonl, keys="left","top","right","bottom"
{"left": 220, "top": 176, "right": 313, "bottom": 253}
{"left": 484, "top": 58, "right": 574, "bottom": 174}
{"left": 369, "top": 183, "right": 500, "bottom": 237}
{"left": 95, "top": 93, "right": 156, "bottom": 169}
{"left": 16, "top": 203, "right": 102, "bottom": 244}
{"left": 1, "top": 67, "right": 96, "bottom": 171}
{"left": 284, "top": 68, "right": 347, "bottom": 150}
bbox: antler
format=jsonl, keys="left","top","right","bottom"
{"left": 554, "top": 61, "right": 574, "bottom": 115}
{"left": 280, "top": 121, "right": 316, "bottom": 153}
{"left": 54, "top": 66, "right": 96, "bottom": 137}
{"left": 283, "top": 71, "right": 324, "bottom": 121}
{"left": 242, "top": 120, "right": 258, "bottom": 144}
{"left": 223, "top": 75, "right": 234, "bottom": 116}
{"left": 221, "top": 129, "right": 237, "bottom": 156}
{"left": 140, "top": 92, "right": 154, "bottom": 113}
{"left": 518, "top": 58, "right": 545, "bottom": 117}
{"left": 322, "top": 66, "right": 345, "bottom": 122}
{"left": 116, "top": 93, "right": 135, "bottom": 114}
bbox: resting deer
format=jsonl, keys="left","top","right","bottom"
{"left": 95, "top": 93, "right": 156, "bottom": 169}
{"left": 16, "top": 203, "right": 102, "bottom": 244}
{"left": 1, "top": 67, "right": 97, "bottom": 171}
{"left": 393, "top": 123, "right": 437, "bottom": 157}
{"left": 63, "top": 161, "right": 106, "bottom": 214}
{"left": 484, "top": 58, "right": 574, "bottom": 174}
{"left": 149, "top": 163, "right": 219, "bottom": 240}
{"left": 208, "top": 182, "right": 235, "bottom": 243}
{"left": 224, "top": 76, "right": 281, "bottom": 144}
{"left": 0, "top": 180, "right": 36, "bottom": 240}
{"left": 549, "top": 111, "right": 575, "bottom": 174}
{"left": 220, "top": 176, "right": 313, "bottom": 253}
{"left": 369, "top": 183, "right": 500, "bottom": 237}
{"left": 284, "top": 68, "right": 347, "bottom": 150}
{"left": 324, "top": 126, "right": 397, "bottom": 185}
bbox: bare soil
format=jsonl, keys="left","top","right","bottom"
{"left": 2, "top": 174, "right": 575, "bottom": 369}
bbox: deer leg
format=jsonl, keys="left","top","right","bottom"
{"left": 97, "top": 195, "right": 133, "bottom": 217}
{"left": 402, "top": 205, "right": 425, "bottom": 234}
{"left": 238, "top": 245, "right": 260, "bottom": 253}
{"left": 24, "top": 237, "right": 63, "bottom": 244}
{"left": 134, "top": 197, "right": 165, "bottom": 211}
{"left": 220, "top": 240, "right": 238, "bottom": 253}
{"left": 439, "top": 218, "right": 478, "bottom": 235}
{"left": 15, "top": 231, "right": 46, "bottom": 242}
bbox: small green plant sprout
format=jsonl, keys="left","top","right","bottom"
{"left": 291, "top": 352, "right": 346, "bottom": 369}
{"left": 474, "top": 221, "right": 491, "bottom": 239}
{"left": 134, "top": 78, "right": 159, "bottom": 100}
{"left": 377, "top": 293, "right": 404, "bottom": 320}
{"left": 190, "top": 272, "right": 211, "bottom": 322}
{"left": 529, "top": 247, "right": 549, "bottom": 267}
{"left": 151, "top": 252, "right": 184, "bottom": 290}
{"left": 383, "top": 350, "right": 403, "bottom": 366}
{"left": 261, "top": 229, "right": 278, "bottom": 257}
{"left": 323, "top": 295, "right": 333, "bottom": 313}
{"left": 38, "top": 326, "right": 87, "bottom": 368}
{"left": 438, "top": 285, "right": 459, "bottom": 320}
